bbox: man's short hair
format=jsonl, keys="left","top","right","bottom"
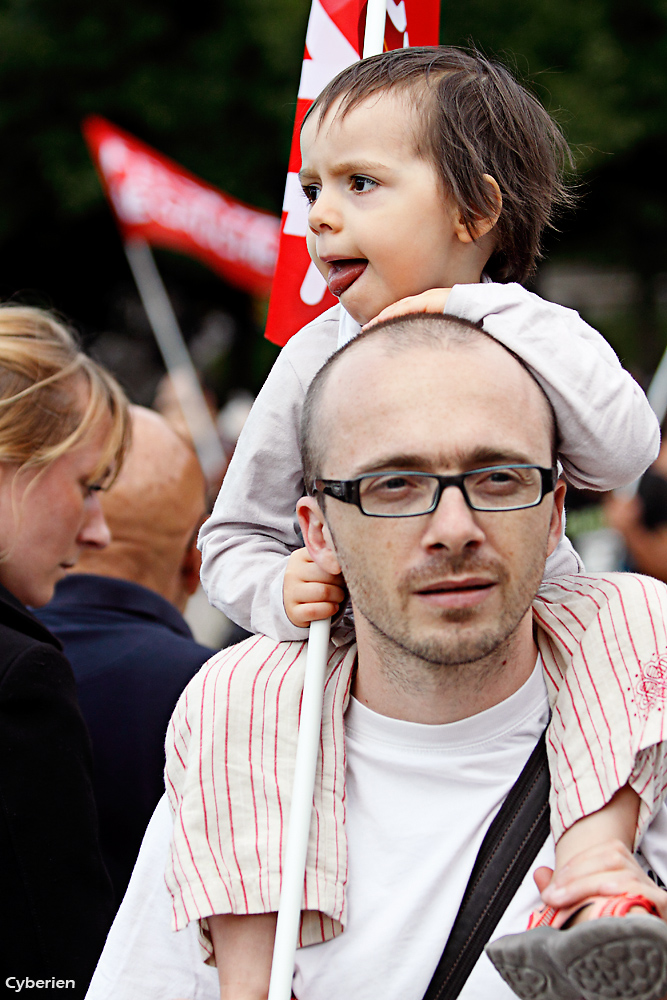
{"left": 301, "top": 313, "right": 558, "bottom": 493}
{"left": 304, "top": 46, "right": 575, "bottom": 284}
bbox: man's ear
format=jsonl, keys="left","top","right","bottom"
{"left": 546, "top": 478, "right": 567, "bottom": 558}
{"left": 453, "top": 174, "right": 502, "bottom": 244}
{"left": 297, "top": 496, "right": 342, "bottom": 577}
{"left": 180, "top": 540, "right": 203, "bottom": 599}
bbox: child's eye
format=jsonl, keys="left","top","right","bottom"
{"left": 351, "top": 175, "right": 377, "bottom": 194}
{"left": 302, "top": 184, "right": 320, "bottom": 205}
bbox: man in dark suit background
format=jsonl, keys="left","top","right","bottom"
{"left": 38, "top": 406, "right": 222, "bottom": 903}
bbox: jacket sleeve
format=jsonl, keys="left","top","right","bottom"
{"left": 0, "top": 642, "right": 114, "bottom": 993}
{"left": 445, "top": 282, "right": 660, "bottom": 490}
{"left": 199, "top": 311, "right": 340, "bottom": 640}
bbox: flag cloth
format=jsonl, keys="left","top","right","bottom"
{"left": 82, "top": 116, "right": 280, "bottom": 298}
{"left": 264, "top": 0, "right": 441, "bottom": 346}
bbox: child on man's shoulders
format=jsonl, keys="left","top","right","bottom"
{"left": 168, "top": 46, "right": 666, "bottom": 1000}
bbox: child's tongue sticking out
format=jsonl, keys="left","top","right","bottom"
{"left": 326, "top": 259, "right": 368, "bottom": 298}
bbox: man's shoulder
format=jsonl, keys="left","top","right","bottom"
{"left": 534, "top": 571, "right": 667, "bottom": 637}
{"left": 178, "top": 630, "right": 355, "bottom": 707}
{"left": 536, "top": 571, "right": 667, "bottom": 605}
{"left": 192, "top": 633, "right": 310, "bottom": 683}
{"left": 39, "top": 575, "right": 214, "bottom": 682}
{"left": 42, "top": 574, "right": 192, "bottom": 635}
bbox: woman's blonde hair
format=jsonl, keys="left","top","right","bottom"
{"left": 0, "top": 305, "right": 130, "bottom": 483}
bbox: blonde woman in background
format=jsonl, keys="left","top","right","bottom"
{"left": 0, "top": 307, "right": 130, "bottom": 997}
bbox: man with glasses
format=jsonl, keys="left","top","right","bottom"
{"left": 88, "top": 313, "right": 667, "bottom": 1000}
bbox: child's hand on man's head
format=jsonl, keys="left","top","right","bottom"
{"left": 362, "top": 288, "right": 453, "bottom": 330}
{"left": 284, "top": 546, "right": 346, "bottom": 628}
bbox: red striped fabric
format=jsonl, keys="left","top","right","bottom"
{"left": 165, "top": 574, "right": 667, "bottom": 961}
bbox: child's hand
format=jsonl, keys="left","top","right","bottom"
{"left": 284, "top": 546, "right": 346, "bottom": 628}
{"left": 362, "top": 288, "right": 453, "bottom": 330}
{"left": 536, "top": 842, "right": 667, "bottom": 919}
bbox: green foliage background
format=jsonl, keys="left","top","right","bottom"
{"left": 442, "top": 0, "right": 667, "bottom": 376}
{"left": 0, "top": 0, "right": 665, "bottom": 397}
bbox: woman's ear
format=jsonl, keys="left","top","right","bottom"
{"left": 453, "top": 174, "right": 503, "bottom": 243}
{"left": 297, "top": 496, "right": 342, "bottom": 576}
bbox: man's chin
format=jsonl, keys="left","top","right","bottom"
{"left": 391, "top": 607, "right": 521, "bottom": 667}
{"left": 402, "top": 634, "right": 505, "bottom": 668}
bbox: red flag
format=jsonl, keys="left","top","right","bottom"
{"left": 264, "top": 0, "right": 440, "bottom": 346}
{"left": 82, "top": 116, "right": 280, "bottom": 298}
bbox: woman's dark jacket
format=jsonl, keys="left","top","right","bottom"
{"left": 0, "top": 582, "right": 114, "bottom": 996}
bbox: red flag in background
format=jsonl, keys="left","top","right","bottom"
{"left": 82, "top": 116, "right": 280, "bottom": 298}
{"left": 264, "top": 0, "right": 440, "bottom": 346}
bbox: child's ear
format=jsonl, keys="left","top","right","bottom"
{"left": 297, "top": 496, "right": 343, "bottom": 576}
{"left": 453, "top": 174, "right": 502, "bottom": 243}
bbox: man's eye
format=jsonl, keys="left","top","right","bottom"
{"left": 488, "top": 472, "right": 514, "bottom": 483}
{"left": 382, "top": 476, "right": 411, "bottom": 491}
{"left": 302, "top": 184, "right": 320, "bottom": 204}
{"left": 473, "top": 469, "right": 526, "bottom": 493}
{"left": 351, "top": 176, "right": 377, "bottom": 193}
{"left": 366, "top": 475, "right": 415, "bottom": 495}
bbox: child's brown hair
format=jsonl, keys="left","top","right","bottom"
{"left": 304, "top": 46, "right": 575, "bottom": 284}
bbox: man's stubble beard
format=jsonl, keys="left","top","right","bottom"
{"left": 336, "top": 541, "right": 549, "bottom": 683}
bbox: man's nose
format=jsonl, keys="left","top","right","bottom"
{"left": 78, "top": 493, "right": 112, "bottom": 550}
{"left": 420, "top": 485, "right": 486, "bottom": 552}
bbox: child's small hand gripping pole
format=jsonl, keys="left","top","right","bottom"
{"left": 267, "top": 616, "right": 331, "bottom": 1000}
{"left": 284, "top": 547, "right": 345, "bottom": 628}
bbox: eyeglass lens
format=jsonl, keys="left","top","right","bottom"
{"left": 358, "top": 467, "right": 544, "bottom": 515}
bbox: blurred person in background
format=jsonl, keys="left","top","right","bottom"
{"left": 604, "top": 436, "right": 667, "bottom": 583}
{"left": 0, "top": 306, "right": 128, "bottom": 994}
{"left": 37, "top": 406, "right": 244, "bottom": 904}
{"left": 153, "top": 374, "right": 254, "bottom": 649}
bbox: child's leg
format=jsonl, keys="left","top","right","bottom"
{"left": 544, "top": 784, "right": 647, "bottom": 923}
{"left": 209, "top": 912, "right": 277, "bottom": 1000}
{"left": 165, "top": 633, "right": 356, "bottom": 963}
{"left": 487, "top": 573, "right": 667, "bottom": 999}
{"left": 553, "top": 783, "right": 639, "bottom": 869}
{"left": 534, "top": 573, "right": 667, "bottom": 853}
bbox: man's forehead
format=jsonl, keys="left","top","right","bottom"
{"left": 317, "top": 336, "right": 554, "bottom": 474}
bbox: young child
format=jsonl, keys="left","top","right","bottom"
{"left": 166, "top": 47, "right": 667, "bottom": 998}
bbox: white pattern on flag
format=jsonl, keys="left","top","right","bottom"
{"left": 386, "top": 0, "right": 407, "bottom": 33}
{"left": 300, "top": 261, "right": 328, "bottom": 306}
{"left": 264, "top": 0, "right": 441, "bottom": 346}
{"left": 298, "top": 0, "right": 359, "bottom": 101}
{"left": 282, "top": 172, "right": 310, "bottom": 238}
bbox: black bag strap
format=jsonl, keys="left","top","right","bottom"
{"left": 422, "top": 729, "right": 550, "bottom": 1000}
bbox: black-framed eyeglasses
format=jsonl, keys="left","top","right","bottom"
{"left": 312, "top": 465, "right": 558, "bottom": 517}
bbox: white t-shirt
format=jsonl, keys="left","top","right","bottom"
{"left": 87, "top": 660, "right": 667, "bottom": 1000}
{"left": 293, "top": 659, "right": 552, "bottom": 999}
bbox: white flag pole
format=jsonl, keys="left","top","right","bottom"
{"left": 267, "top": 615, "right": 331, "bottom": 999}
{"left": 267, "top": 5, "right": 387, "bottom": 999}
{"left": 363, "top": 0, "right": 388, "bottom": 56}
{"left": 123, "top": 237, "right": 227, "bottom": 485}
